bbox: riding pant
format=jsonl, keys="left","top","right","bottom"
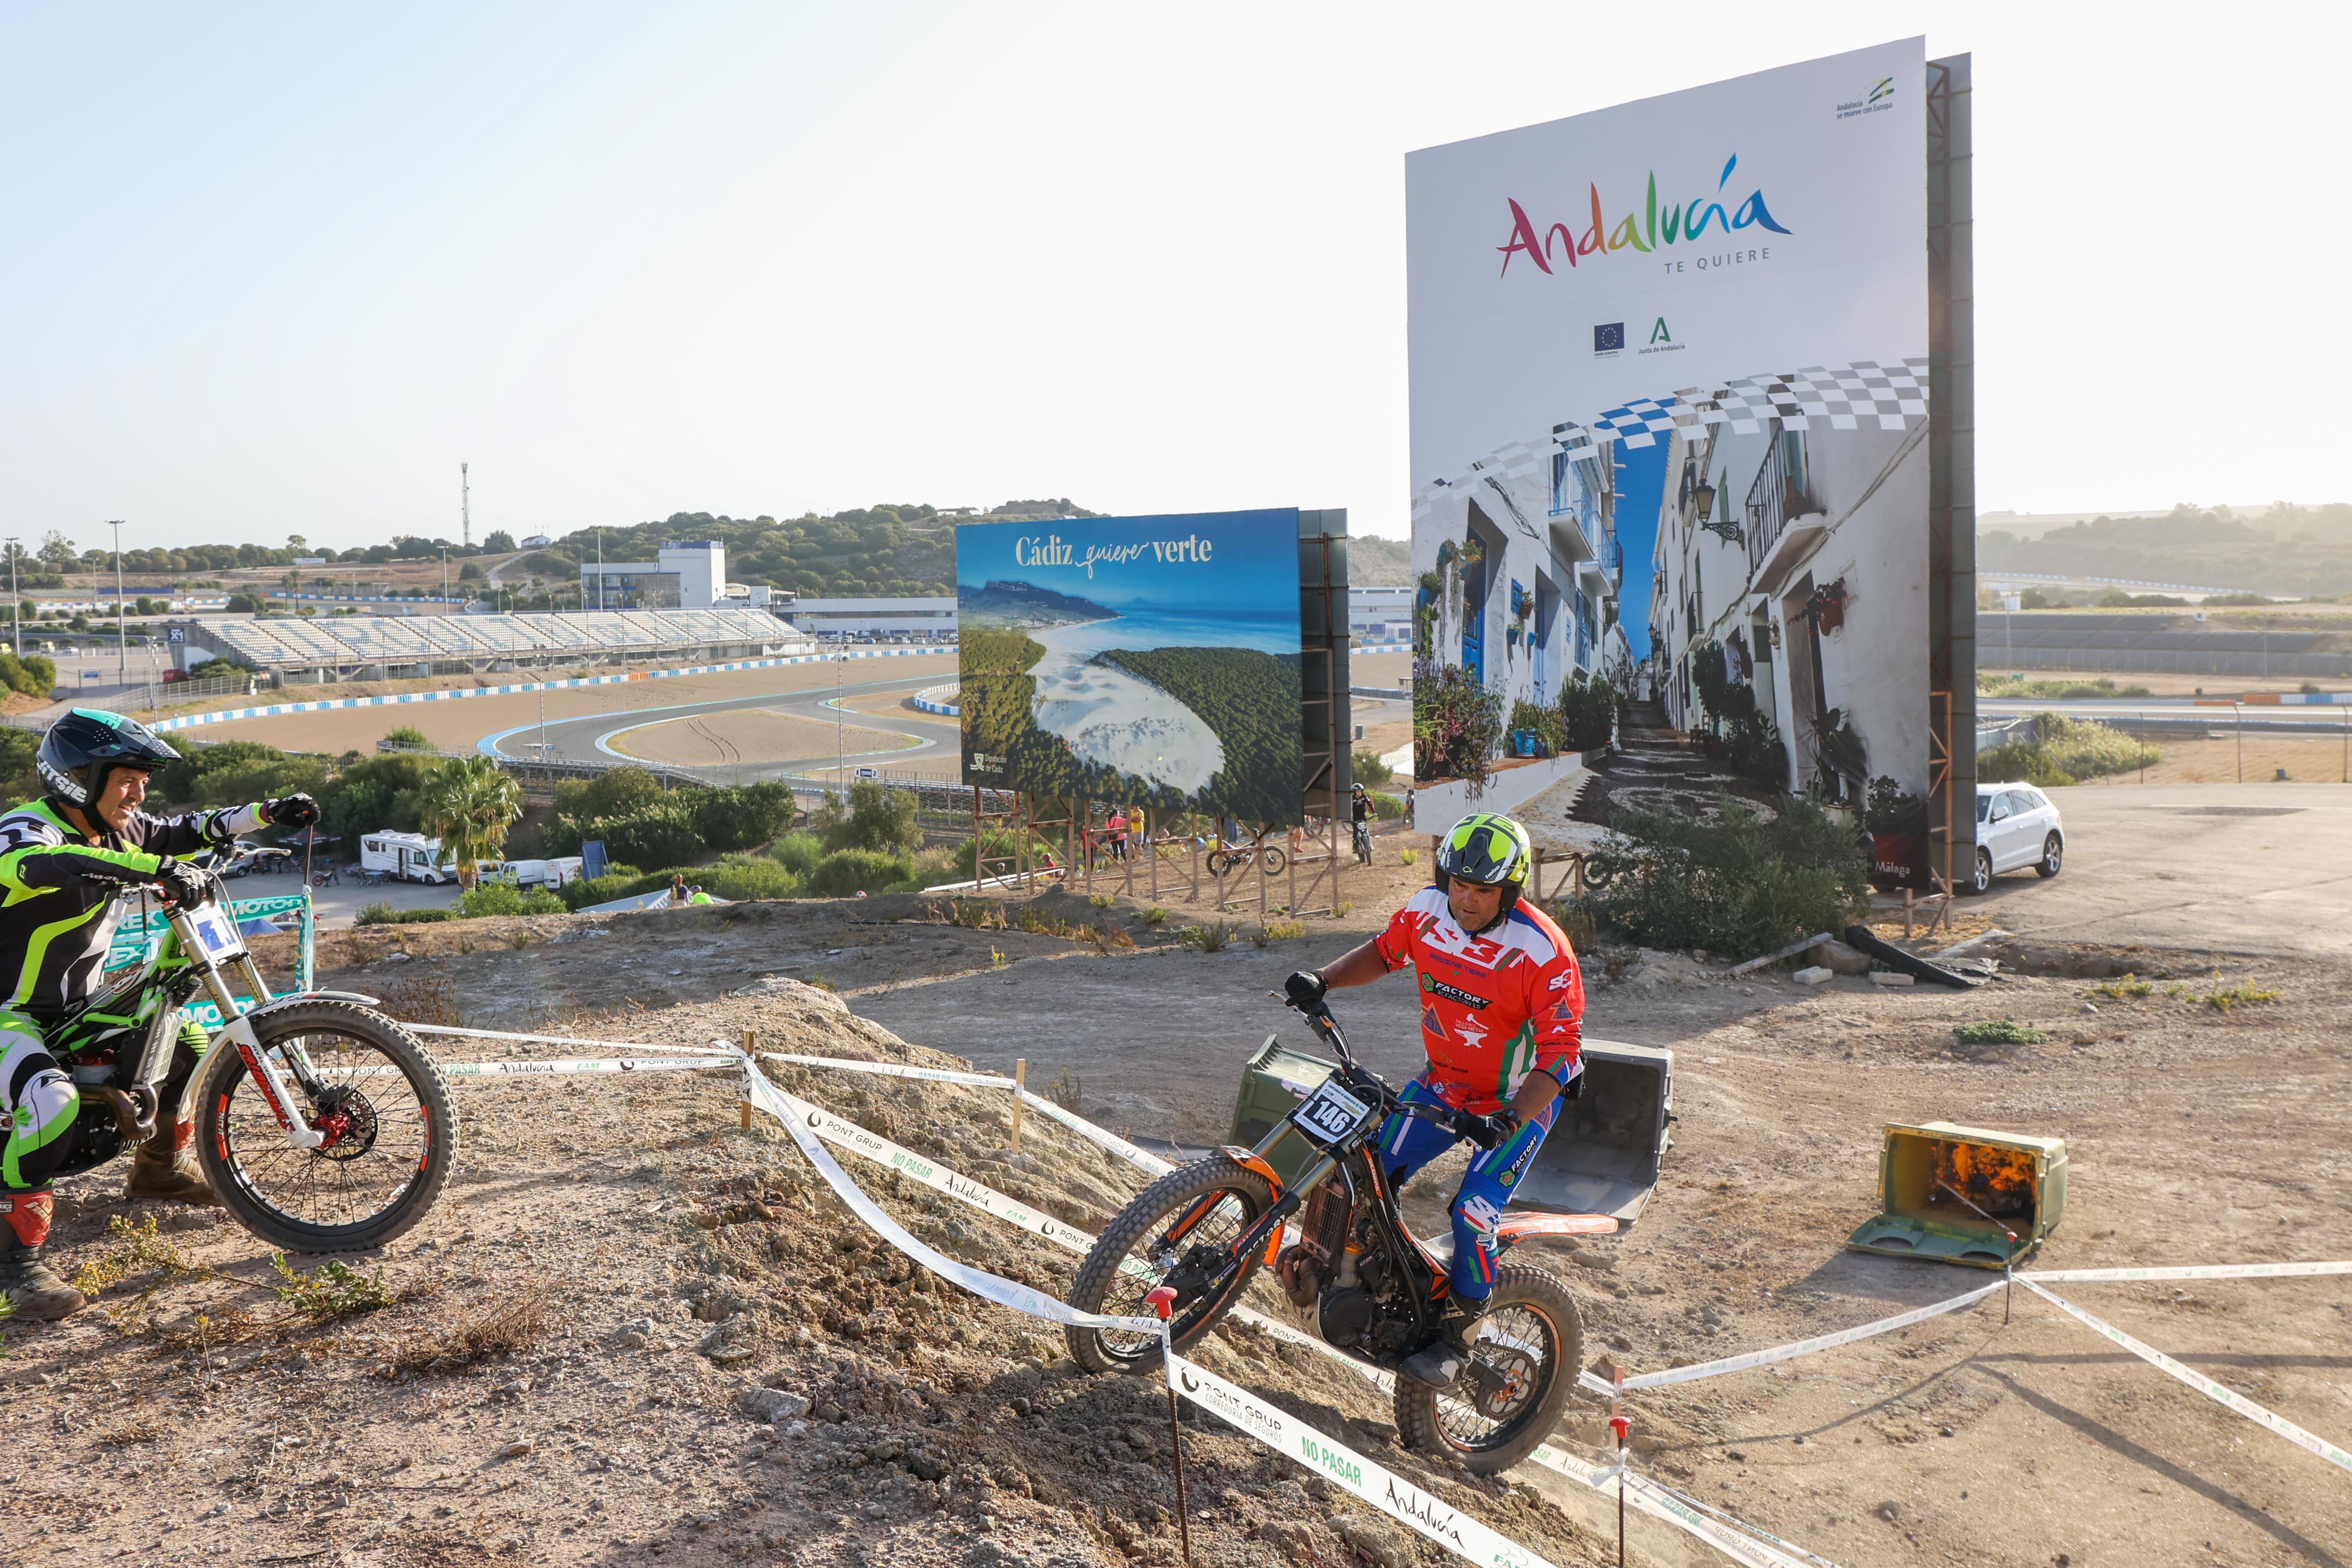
{"left": 0, "top": 1011, "right": 208, "bottom": 1195}
{"left": 1375, "top": 1074, "right": 1561, "bottom": 1303}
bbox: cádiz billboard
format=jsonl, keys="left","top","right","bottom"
{"left": 957, "top": 510, "right": 1304, "bottom": 821}
{"left": 1407, "top": 38, "right": 1931, "bottom": 846}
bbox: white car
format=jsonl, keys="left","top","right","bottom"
{"left": 1972, "top": 782, "right": 2064, "bottom": 894}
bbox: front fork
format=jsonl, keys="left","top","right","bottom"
{"left": 159, "top": 953, "right": 328, "bottom": 1150}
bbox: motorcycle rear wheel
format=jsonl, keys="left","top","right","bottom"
{"left": 1393, "top": 1262, "right": 1583, "bottom": 1474}
{"left": 194, "top": 1000, "right": 458, "bottom": 1254}
{"left": 1064, "top": 1157, "right": 1274, "bottom": 1375}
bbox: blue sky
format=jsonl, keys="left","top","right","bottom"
{"left": 1611, "top": 439, "right": 1668, "bottom": 658}
{"left": 1, "top": 5, "right": 2343, "bottom": 556}
{"left": 955, "top": 510, "right": 1301, "bottom": 617}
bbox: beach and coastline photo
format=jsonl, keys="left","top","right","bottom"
{"left": 956, "top": 509, "right": 1305, "bottom": 821}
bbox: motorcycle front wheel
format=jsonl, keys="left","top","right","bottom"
{"left": 194, "top": 1000, "right": 458, "bottom": 1254}
{"left": 1064, "top": 1157, "right": 1274, "bottom": 1375}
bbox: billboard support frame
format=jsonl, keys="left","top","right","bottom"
{"left": 1926, "top": 51, "right": 1977, "bottom": 923}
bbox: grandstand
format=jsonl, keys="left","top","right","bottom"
{"left": 166, "top": 608, "right": 811, "bottom": 681}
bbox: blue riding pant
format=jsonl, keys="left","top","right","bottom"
{"left": 1374, "top": 1075, "right": 1560, "bottom": 1303}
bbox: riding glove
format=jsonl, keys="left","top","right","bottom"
{"left": 152, "top": 859, "right": 213, "bottom": 908}
{"left": 265, "top": 794, "right": 321, "bottom": 829}
{"left": 1284, "top": 970, "right": 1330, "bottom": 1013}
{"left": 1459, "top": 1108, "right": 1521, "bottom": 1151}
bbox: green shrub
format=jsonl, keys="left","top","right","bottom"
{"left": 1575, "top": 794, "right": 1870, "bottom": 958}
{"left": 356, "top": 904, "right": 455, "bottom": 926}
{"left": 0, "top": 727, "right": 42, "bottom": 800}
{"left": 694, "top": 855, "right": 802, "bottom": 901}
{"left": 380, "top": 726, "right": 433, "bottom": 752}
{"left": 1352, "top": 749, "right": 1394, "bottom": 789}
{"left": 458, "top": 882, "right": 565, "bottom": 918}
{"left": 0, "top": 650, "right": 55, "bottom": 699}
{"left": 1979, "top": 713, "right": 2158, "bottom": 786}
{"left": 1412, "top": 660, "right": 1504, "bottom": 786}
{"left": 822, "top": 779, "right": 920, "bottom": 854}
{"left": 807, "top": 848, "right": 915, "bottom": 897}
{"left": 769, "top": 832, "right": 826, "bottom": 876}
{"left": 552, "top": 766, "right": 664, "bottom": 821}
{"left": 690, "top": 782, "right": 797, "bottom": 853}
{"left": 585, "top": 804, "right": 705, "bottom": 870}
{"left": 1370, "top": 791, "right": 1406, "bottom": 821}
{"left": 557, "top": 867, "right": 658, "bottom": 911}
{"left": 953, "top": 827, "right": 1052, "bottom": 881}
{"left": 318, "top": 751, "right": 442, "bottom": 844}
{"left": 1953, "top": 1019, "right": 2047, "bottom": 1045}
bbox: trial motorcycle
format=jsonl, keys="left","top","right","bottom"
{"left": 1063, "top": 994, "right": 1605, "bottom": 1473}
{"left": 46, "top": 846, "right": 457, "bottom": 1252}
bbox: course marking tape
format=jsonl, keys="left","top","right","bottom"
{"left": 1527, "top": 1444, "right": 1824, "bottom": 1568}
{"left": 2021, "top": 1261, "right": 2352, "bottom": 1284}
{"left": 434, "top": 1055, "right": 731, "bottom": 1078}
{"left": 2016, "top": 1276, "right": 2352, "bottom": 1477}
{"left": 761, "top": 1064, "right": 1833, "bottom": 1568}
{"left": 1165, "top": 1350, "right": 1567, "bottom": 1568}
{"left": 738, "top": 1056, "right": 1159, "bottom": 1336}
{"left": 407, "top": 1022, "right": 735, "bottom": 1057}
{"left": 1589, "top": 1281, "right": 2007, "bottom": 1395}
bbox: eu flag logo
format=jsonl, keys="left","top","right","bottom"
{"left": 1593, "top": 322, "right": 1625, "bottom": 353}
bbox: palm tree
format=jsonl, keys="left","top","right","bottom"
{"left": 418, "top": 756, "right": 523, "bottom": 888}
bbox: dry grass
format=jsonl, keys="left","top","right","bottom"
{"left": 377, "top": 969, "right": 464, "bottom": 1027}
{"left": 379, "top": 1287, "right": 554, "bottom": 1378}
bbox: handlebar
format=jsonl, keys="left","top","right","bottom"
{"left": 1267, "top": 990, "right": 1476, "bottom": 1139}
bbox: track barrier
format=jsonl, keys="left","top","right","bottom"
{"left": 404, "top": 1024, "right": 2352, "bottom": 1565}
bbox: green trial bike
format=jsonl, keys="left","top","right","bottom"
{"left": 48, "top": 847, "right": 456, "bottom": 1252}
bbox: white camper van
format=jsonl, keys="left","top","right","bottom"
{"left": 477, "top": 856, "right": 586, "bottom": 890}
{"left": 360, "top": 831, "right": 452, "bottom": 884}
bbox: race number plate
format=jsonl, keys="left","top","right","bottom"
{"left": 185, "top": 906, "right": 248, "bottom": 962}
{"left": 1288, "top": 1078, "right": 1373, "bottom": 1148}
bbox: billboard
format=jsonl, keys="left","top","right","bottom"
{"left": 957, "top": 509, "right": 1305, "bottom": 821}
{"left": 1407, "top": 39, "right": 1931, "bottom": 843}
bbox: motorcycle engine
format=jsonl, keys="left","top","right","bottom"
{"left": 1314, "top": 1286, "right": 1375, "bottom": 1349}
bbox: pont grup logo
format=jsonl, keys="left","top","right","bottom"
{"left": 1495, "top": 154, "right": 1791, "bottom": 278}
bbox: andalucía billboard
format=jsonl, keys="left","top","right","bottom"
{"left": 1407, "top": 38, "right": 1931, "bottom": 844}
{"left": 957, "top": 510, "right": 1305, "bottom": 821}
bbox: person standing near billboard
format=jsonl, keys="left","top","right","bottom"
{"left": 1284, "top": 811, "right": 1583, "bottom": 1388}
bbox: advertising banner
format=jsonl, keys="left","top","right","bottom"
{"left": 1407, "top": 39, "right": 1930, "bottom": 846}
{"left": 956, "top": 509, "right": 1305, "bottom": 821}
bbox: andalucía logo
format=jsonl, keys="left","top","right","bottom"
{"left": 1497, "top": 155, "right": 1790, "bottom": 278}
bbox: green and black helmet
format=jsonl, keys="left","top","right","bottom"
{"left": 37, "top": 708, "right": 182, "bottom": 807}
{"left": 1435, "top": 811, "right": 1533, "bottom": 927}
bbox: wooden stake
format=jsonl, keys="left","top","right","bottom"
{"left": 1903, "top": 888, "right": 1914, "bottom": 942}
{"left": 1011, "top": 1058, "right": 1026, "bottom": 1151}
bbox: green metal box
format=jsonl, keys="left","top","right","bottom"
{"left": 1226, "top": 1034, "right": 1673, "bottom": 1226}
{"left": 1846, "top": 1121, "right": 2068, "bottom": 1268}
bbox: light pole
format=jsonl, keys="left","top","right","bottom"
{"left": 109, "top": 520, "right": 126, "bottom": 684}
{"left": 835, "top": 652, "right": 848, "bottom": 794}
{"left": 441, "top": 546, "right": 450, "bottom": 609}
{"left": 3, "top": 537, "right": 16, "bottom": 658}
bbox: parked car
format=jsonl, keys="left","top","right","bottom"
{"left": 217, "top": 842, "right": 293, "bottom": 879}
{"left": 1971, "top": 783, "right": 2064, "bottom": 894}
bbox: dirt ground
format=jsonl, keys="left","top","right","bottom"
{"left": 839, "top": 693, "right": 959, "bottom": 727}
{"left": 11, "top": 871, "right": 2349, "bottom": 1568}
{"left": 192, "top": 656, "right": 958, "bottom": 756}
{"left": 2069, "top": 729, "right": 2352, "bottom": 786}
{"left": 610, "top": 709, "right": 923, "bottom": 768}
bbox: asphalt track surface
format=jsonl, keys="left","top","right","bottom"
{"left": 479, "top": 671, "right": 954, "bottom": 782}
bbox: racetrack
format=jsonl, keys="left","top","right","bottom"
{"left": 481, "top": 669, "right": 964, "bottom": 784}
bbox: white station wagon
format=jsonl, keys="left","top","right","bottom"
{"left": 1971, "top": 782, "right": 2064, "bottom": 894}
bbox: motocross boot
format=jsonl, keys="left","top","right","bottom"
{"left": 126, "top": 1120, "right": 221, "bottom": 1207}
{"left": 1401, "top": 1293, "right": 1488, "bottom": 1390}
{"left": 0, "top": 1191, "right": 85, "bottom": 1320}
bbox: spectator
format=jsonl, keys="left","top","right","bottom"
{"left": 1107, "top": 806, "right": 1128, "bottom": 862}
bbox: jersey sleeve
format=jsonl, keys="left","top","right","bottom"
{"left": 127, "top": 803, "right": 261, "bottom": 858}
{"left": 1371, "top": 903, "right": 1422, "bottom": 972}
{"left": 1527, "top": 939, "right": 1585, "bottom": 1081}
{"left": 0, "top": 814, "right": 164, "bottom": 894}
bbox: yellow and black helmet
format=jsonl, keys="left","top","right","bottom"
{"left": 1435, "top": 812, "right": 1532, "bottom": 890}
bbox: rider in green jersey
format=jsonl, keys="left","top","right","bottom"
{"left": 0, "top": 710, "right": 317, "bottom": 1318}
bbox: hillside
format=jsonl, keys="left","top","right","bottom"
{"left": 1346, "top": 533, "right": 1411, "bottom": 586}
{"left": 956, "top": 580, "right": 1119, "bottom": 629}
{"left": 1979, "top": 502, "right": 2352, "bottom": 598}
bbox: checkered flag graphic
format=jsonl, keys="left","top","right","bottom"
{"left": 1553, "top": 358, "right": 1929, "bottom": 462}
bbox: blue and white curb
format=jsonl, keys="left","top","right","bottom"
{"left": 912, "top": 684, "right": 960, "bottom": 716}
{"left": 147, "top": 645, "right": 957, "bottom": 733}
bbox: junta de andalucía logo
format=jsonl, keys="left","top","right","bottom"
{"left": 1495, "top": 155, "right": 1790, "bottom": 278}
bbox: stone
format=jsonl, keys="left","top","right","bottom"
{"left": 1874, "top": 1500, "right": 1901, "bottom": 1523}
{"left": 1792, "top": 966, "right": 1833, "bottom": 986}
{"left": 1868, "top": 971, "right": 1915, "bottom": 987}
{"left": 1814, "top": 940, "right": 1872, "bottom": 976}
{"left": 737, "top": 1387, "right": 810, "bottom": 1424}
{"left": 1329, "top": 1513, "right": 1413, "bottom": 1568}
{"left": 492, "top": 1439, "right": 533, "bottom": 1461}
